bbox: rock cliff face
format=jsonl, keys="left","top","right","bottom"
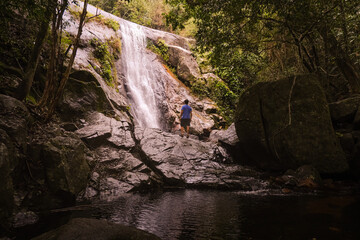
{"left": 235, "top": 74, "right": 348, "bottom": 174}
{"left": 64, "top": 3, "right": 219, "bottom": 136}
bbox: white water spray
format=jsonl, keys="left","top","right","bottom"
{"left": 120, "top": 19, "right": 161, "bottom": 129}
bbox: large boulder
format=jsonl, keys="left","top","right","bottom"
{"left": 31, "top": 218, "right": 161, "bottom": 240}
{"left": 167, "top": 45, "right": 202, "bottom": 84}
{"left": 235, "top": 74, "right": 348, "bottom": 174}
{"left": 29, "top": 124, "right": 90, "bottom": 198}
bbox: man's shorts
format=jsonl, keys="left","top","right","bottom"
{"left": 181, "top": 118, "right": 191, "bottom": 127}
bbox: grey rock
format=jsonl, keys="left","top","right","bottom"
{"left": 138, "top": 128, "right": 268, "bottom": 190}
{"left": 76, "top": 112, "right": 135, "bottom": 149}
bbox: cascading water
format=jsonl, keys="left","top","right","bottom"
{"left": 119, "top": 19, "right": 161, "bottom": 129}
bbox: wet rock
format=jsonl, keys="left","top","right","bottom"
{"left": 137, "top": 128, "right": 268, "bottom": 190}
{"left": 277, "top": 165, "right": 321, "bottom": 188}
{"left": 235, "top": 74, "right": 347, "bottom": 174}
{"left": 294, "top": 165, "right": 322, "bottom": 188}
{"left": 31, "top": 218, "right": 161, "bottom": 240}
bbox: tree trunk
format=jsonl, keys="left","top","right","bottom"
{"left": 18, "top": 1, "right": 53, "bottom": 100}
{"left": 319, "top": 28, "right": 360, "bottom": 93}
{"left": 38, "top": 0, "right": 67, "bottom": 109}
{"left": 46, "top": 0, "right": 89, "bottom": 118}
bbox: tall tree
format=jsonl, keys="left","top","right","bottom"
{"left": 46, "top": 0, "right": 90, "bottom": 117}
{"left": 20, "top": 0, "right": 56, "bottom": 100}
{"left": 39, "top": 0, "right": 90, "bottom": 119}
{"left": 166, "top": 0, "right": 360, "bottom": 93}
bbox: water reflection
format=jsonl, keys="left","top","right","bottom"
{"left": 87, "top": 190, "right": 360, "bottom": 240}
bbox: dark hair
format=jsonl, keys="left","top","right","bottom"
{"left": 184, "top": 99, "right": 189, "bottom": 104}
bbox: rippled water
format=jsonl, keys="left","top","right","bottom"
{"left": 71, "top": 190, "right": 360, "bottom": 240}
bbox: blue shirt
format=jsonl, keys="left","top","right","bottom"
{"left": 181, "top": 104, "right": 192, "bottom": 119}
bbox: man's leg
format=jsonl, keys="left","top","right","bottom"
{"left": 186, "top": 126, "right": 190, "bottom": 138}
{"left": 180, "top": 126, "right": 184, "bottom": 137}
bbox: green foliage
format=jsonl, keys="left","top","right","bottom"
{"left": 103, "top": 17, "right": 120, "bottom": 31}
{"left": 168, "top": 0, "right": 360, "bottom": 96}
{"left": 0, "top": 0, "right": 53, "bottom": 67}
{"left": 26, "top": 94, "right": 37, "bottom": 105}
{"left": 207, "top": 77, "right": 237, "bottom": 122}
{"left": 147, "top": 39, "right": 170, "bottom": 63}
{"left": 89, "top": 0, "right": 117, "bottom": 12}
{"left": 113, "top": 0, "right": 171, "bottom": 30}
{"left": 90, "top": 38, "right": 115, "bottom": 86}
{"left": 190, "top": 79, "right": 208, "bottom": 98}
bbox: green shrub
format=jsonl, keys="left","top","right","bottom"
{"left": 147, "top": 39, "right": 169, "bottom": 63}
{"left": 90, "top": 38, "right": 115, "bottom": 86}
{"left": 104, "top": 18, "right": 120, "bottom": 31}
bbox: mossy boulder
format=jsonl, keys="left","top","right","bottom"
{"left": 235, "top": 74, "right": 348, "bottom": 174}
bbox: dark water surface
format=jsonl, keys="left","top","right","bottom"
{"left": 67, "top": 190, "right": 360, "bottom": 240}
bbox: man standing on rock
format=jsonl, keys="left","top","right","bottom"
{"left": 180, "top": 99, "right": 192, "bottom": 138}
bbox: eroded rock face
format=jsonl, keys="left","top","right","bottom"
{"left": 235, "top": 74, "right": 348, "bottom": 174}
{"left": 75, "top": 112, "right": 135, "bottom": 149}
{"left": 136, "top": 128, "right": 268, "bottom": 190}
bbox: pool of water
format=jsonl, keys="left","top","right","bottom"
{"left": 65, "top": 189, "right": 360, "bottom": 240}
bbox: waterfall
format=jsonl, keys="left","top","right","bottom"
{"left": 119, "top": 19, "right": 161, "bottom": 129}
